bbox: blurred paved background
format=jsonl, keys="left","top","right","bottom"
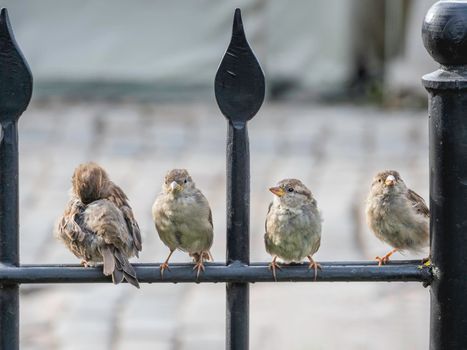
{"left": 19, "top": 100, "right": 429, "bottom": 350}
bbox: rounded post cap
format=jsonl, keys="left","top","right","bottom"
{"left": 423, "top": 1, "right": 467, "bottom": 65}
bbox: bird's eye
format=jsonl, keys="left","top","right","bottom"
{"left": 184, "top": 179, "right": 188, "bottom": 184}
{"left": 287, "top": 187, "right": 294, "bottom": 193}
{"left": 378, "top": 179, "right": 382, "bottom": 183}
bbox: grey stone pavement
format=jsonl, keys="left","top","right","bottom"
{"left": 17, "top": 101, "right": 429, "bottom": 350}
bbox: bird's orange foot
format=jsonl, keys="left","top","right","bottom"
{"left": 375, "top": 249, "right": 397, "bottom": 266}
{"left": 307, "top": 257, "right": 321, "bottom": 281}
{"left": 268, "top": 258, "right": 282, "bottom": 281}
{"left": 193, "top": 261, "right": 205, "bottom": 279}
{"left": 159, "top": 262, "right": 171, "bottom": 278}
{"left": 375, "top": 255, "right": 390, "bottom": 266}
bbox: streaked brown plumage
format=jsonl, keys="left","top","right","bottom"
{"left": 55, "top": 162, "right": 142, "bottom": 288}
{"left": 152, "top": 169, "right": 213, "bottom": 278}
{"left": 365, "top": 170, "right": 430, "bottom": 266}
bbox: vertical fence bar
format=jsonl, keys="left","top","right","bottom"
{"left": 215, "top": 9, "right": 265, "bottom": 350}
{"left": 422, "top": 2, "right": 467, "bottom": 349}
{"left": 0, "top": 8, "right": 33, "bottom": 350}
{"left": 225, "top": 124, "right": 250, "bottom": 350}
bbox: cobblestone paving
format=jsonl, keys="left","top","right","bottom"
{"left": 18, "top": 101, "right": 429, "bottom": 350}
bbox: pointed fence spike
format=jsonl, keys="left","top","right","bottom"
{"left": 0, "top": 8, "right": 33, "bottom": 121}
{"left": 215, "top": 8, "right": 265, "bottom": 125}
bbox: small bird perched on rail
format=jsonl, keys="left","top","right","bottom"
{"left": 152, "top": 169, "right": 213, "bottom": 278}
{"left": 55, "top": 162, "right": 142, "bottom": 288}
{"left": 265, "top": 179, "right": 322, "bottom": 281}
{"left": 365, "top": 170, "right": 429, "bottom": 266}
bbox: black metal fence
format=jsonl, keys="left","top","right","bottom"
{"left": 1, "top": 2, "right": 466, "bottom": 349}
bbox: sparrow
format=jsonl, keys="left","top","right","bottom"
{"left": 55, "top": 162, "right": 142, "bottom": 288}
{"left": 152, "top": 169, "right": 213, "bottom": 278}
{"left": 265, "top": 179, "right": 322, "bottom": 281}
{"left": 365, "top": 170, "right": 429, "bottom": 266}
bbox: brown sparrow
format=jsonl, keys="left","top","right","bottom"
{"left": 55, "top": 162, "right": 142, "bottom": 288}
{"left": 265, "top": 179, "right": 322, "bottom": 280}
{"left": 366, "top": 170, "right": 429, "bottom": 265}
{"left": 152, "top": 169, "right": 213, "bottom": 278}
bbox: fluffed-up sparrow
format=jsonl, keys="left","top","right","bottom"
{"left": 56, "top": 162, "right": 142, "bottom": 288}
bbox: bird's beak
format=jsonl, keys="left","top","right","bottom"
{"left": 269, "top": 186, "right": 285, "bottom": 197}
{"left": 170, "top": 181, "right": 181, "bottom": 192}
{"left": 385, "top": 175, "right": 396, "bottom": 186}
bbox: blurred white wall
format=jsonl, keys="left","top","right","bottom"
{"left": 1, "top": 0, "right": 357, "bottom": 97}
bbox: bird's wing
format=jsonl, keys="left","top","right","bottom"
{"left": 208, "top": 207, "right": 213, "bottom": 228}
{"left": 83, "top": 199, "right": 129, "bottom": 248}
{"left": 197, "top": 190, "right": 214, "bottom": 250}
{"left": 55, "top": 198, "right": 98, "bottom": 261}
{"left": 195, "top": 189, "right": 213, "bottom": 229}
{"left": 57, "top": 198, "right": 88, "bottom": 242}
{"left": 265, "top": 201, "right": 273, "bottom": 233}
{"left": 106, "top": 181, "right": 129, "bottom": 207}
{"left": 121, "top": 206, "right": 142, "bottom": 252}
{"left": 407, "top": 189, "right": 430, "bottom": 218}
{"left": 107, "top": 182, "right": 142, "bottom": 252}
{"left": 152, "top": 195, "right": 168, "bottom": 235}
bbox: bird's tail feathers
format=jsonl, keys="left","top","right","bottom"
{"left": 101, "top": 246, "right": 140, "bottom": 288}
{"left": 114, "top": 248, "right": 140, "bottom": 289}
{"left": 101, "top": 247, "right": 116, "bottom": 276}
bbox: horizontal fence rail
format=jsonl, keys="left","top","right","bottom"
{"left": 0, "top": 261, "right": 432, "bottom": 284}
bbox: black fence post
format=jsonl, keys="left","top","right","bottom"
{"left": 0, "top": 8, "right": 33, "bottom": 350}
{"left": 215, "top": 9, "right": 265, "bottom": 350}
{"left": 422, "top": 2, "right": 467, "bottom": 349}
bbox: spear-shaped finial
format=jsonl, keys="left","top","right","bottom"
{"left": 215, "top": 8, "right": 265, "bottom": 126}
{"left": 0, "top": 8, "right": 33, "bottom": 121}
